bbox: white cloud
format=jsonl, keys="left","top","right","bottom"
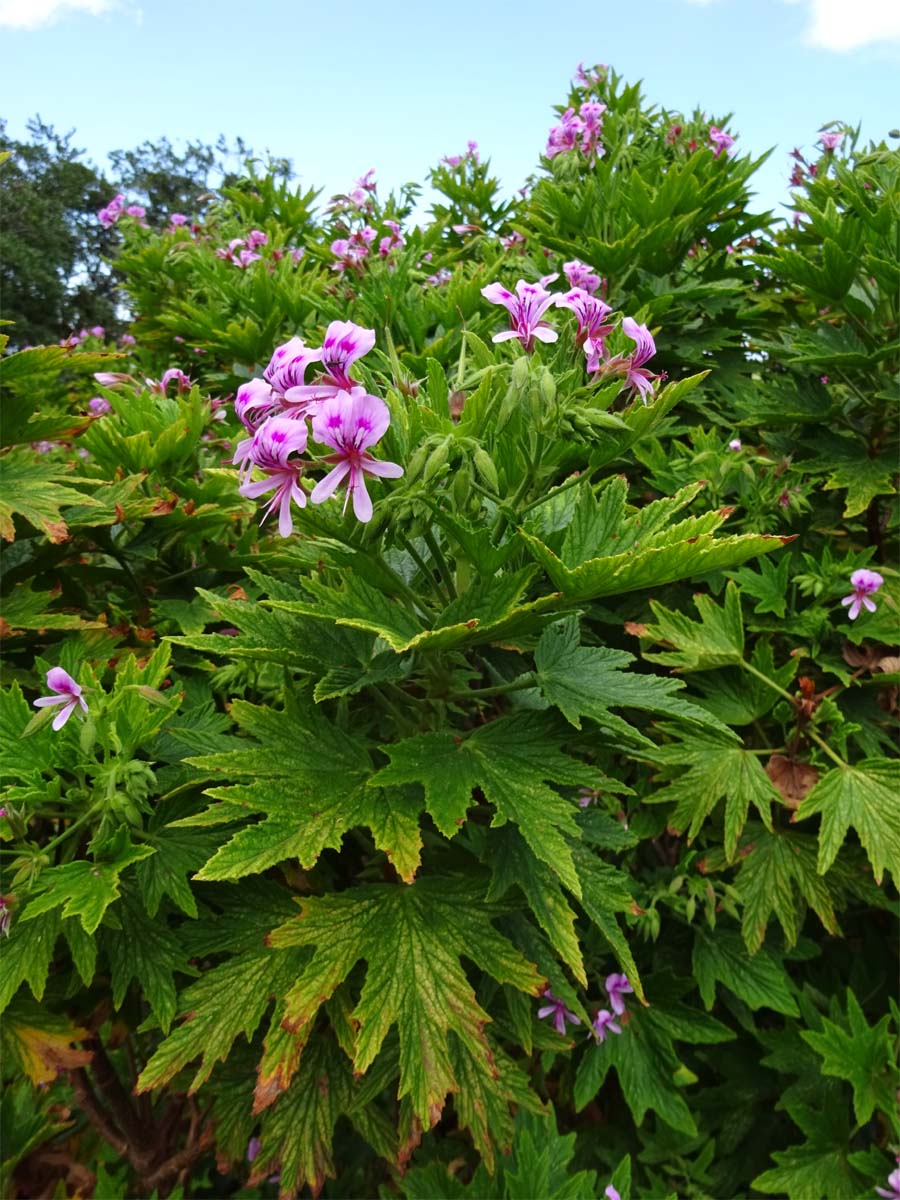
{"left": 798, "top": 0, "right": 900, "bottom": 50}
{"left": 0, "top": 0, "right": 119, "bottom": 30}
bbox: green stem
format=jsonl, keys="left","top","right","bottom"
{"left": 740, "top": 660, "right": 847, "bottom": 770}
{"left": 401, "top": 536, "right": 448, "bottom": 606}
{"left": 518, "top": 467, "right": 596, "bottom": 518}
{"left": 39, "top": 803, "right": 103, "bottom": 861}
{"left": 423, "top": 529, "right": 457, "bottom": 601}
{"left": 447, "top": 672, "right": 537, "bottom": 701}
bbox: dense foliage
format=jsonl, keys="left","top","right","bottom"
{"left": 1, "top": 64, "right": 897, "bottom": 1200}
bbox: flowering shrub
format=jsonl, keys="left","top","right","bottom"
{"left": 0, "top": 62, "right": 897, "bottom": 1200}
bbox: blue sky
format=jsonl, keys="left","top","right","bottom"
{"left": 1, "top": 0, "right": 897, "bottom": 219}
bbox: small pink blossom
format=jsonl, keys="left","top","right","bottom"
{"left": 841, "top": 568, "right": 884, "bottom": 620}
{"left": 709, "top": 125, "right": 735, "bottom": 158}
{"left": 246, "top": 229, "right": 268, "bottom": 250}
{"left": 98, "top": 193, "right": 124, "bottom": 227}
{"left": 728, "top": 438, "right": 742, "bottom": 451}
{"left": 563, "top": 260, "right": 602, "bottom": 295}
{"left": 621, "top": 317, "right": 657, "bottom": 403}
{"left": 89, "top": 397, "right": 111, "bottom": 415}
{"left": 605, "top": 973, "right": 633, "bottom": 1015}
{"left": 149, "top": 368, "right": 192, "bottom": 396}
{"left": 545, "top": 107, "right": 584, "bottom": 159}
{"left": 88, "top": 326, "right": 105, "bottom": 339}
{"left": 33, "top": 667, "right": 89, "bottom": 731}
{"left": 125, "top": 205, "right": 146, "bottom": 219}
{"left": 820, "top": 375, "right": 829, "bottom": 384}
{"left": 481, "top": 278, "right": 559, "bottom": 351}
{"left": 537, "top": 988, "right": 581, "bottom": 1036}
{"left": 263, "top": 336, "right": 322, "bottom": 401}
{"left": 605, "top": 1188, "right": 622, "bottom": 1200}
{"left": 501, "top": 230, "right": 526, "bottom": 252}
{"left": 579, "top": 101, "right": 607, "bottom": 164}
{"left": 556, "top": 287, "right": 614, "bottom": 372}
{"left": 120, "top": 333, "right": 136, "bottom": 346}
{"left": 591, "top": 1008, "right": 622, "bottom": 1043}
{"left": 234, "top": 416, "right": 309, "bottom": 537}
{"left": 93, "top": 371, "right": 131, "bottom": 387}
{"left": 818, "top": 131, "right": 843, "bottom": 152}
{"left": 235, "top": 378, "right": 281, "bottom": 431}
{"left": 355, "top": 168, "right": 377, "bottom": 192}
{"left": 309, "top": 390, "right": 403, "bottom": 523}
{"left": 169, "top": 213, "right": 188, "bottom": 227}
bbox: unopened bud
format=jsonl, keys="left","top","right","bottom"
{"left": 473, "top": 448, "right": 499, "bottom": 492}
{"left": 510, "top": 356, "right": 529, "bottom": 389}
{"left": 539, "top": 370, "right": 557, "bottom": 405}
{"left": 422, "top": 439, "right": 451, "bottom": 483}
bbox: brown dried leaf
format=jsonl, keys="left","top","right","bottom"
{"left": 765, "top": 753, "right": 819, "bottom": 810}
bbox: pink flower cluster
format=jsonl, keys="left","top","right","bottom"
{"left": 216, "top": 231, "right": 268, "bottom": 268}
{"left": 481, "top": 276, "right": 659, "bottom": 402}
{"left": 709, "top": 125, "right": 736, "bottom": 158}
{"left": 538, "top": 973, "right": 633, "bottom": 1042}
{"left": 233, "top": 322, "right": 402, "bottom": 530}
{"left": 98, "top": 195, "right": 148, "bottom": 228}
{"left": 441, "top": 140, "right": 480, "bottom": 168}
{"left": 545, "top": 102, "right": 607, "bottom": 165}
{"left": 332, "top": 218, "right": 405, "bottom": 274}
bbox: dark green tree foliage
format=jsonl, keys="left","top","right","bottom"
{"left": 0, "top": 64, "right": 897, "bottom": 1200}
{"left": 0, "top": 118, "right": 119, "bottom": 347}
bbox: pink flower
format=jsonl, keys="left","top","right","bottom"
{"left": 537, "top": 988, "right": 581, "bottom": 1036}
{"left": 591, "top": 1008, "right": 622, "bottom": 1043}
{"left": 605, "top": 1188, "right": 622, "bottom": 1200}
{"left": 709, "top": 126, "right": 735, "bottom": 158}
{"left": 125, "top": 205, "right": 146, "bottom": 219}
{"left": 378, "top": 219, "right": 405, "bottom": 258}
{"left": 545, "top": 107, "right": 584, "bottom": 159}
{"left": 820, "top": 375, "right": 829, "bottom": 385}
{"left": 579, "top": 101, "right": 607, "bottom": 164}
{"left": 605, "top": 973, "right": 633, "bottom": 1015}
{"left": 481, "top": 278, "right": 559, "bottom": 351}
{"left": 235, "top": 378, "right": 281, "bottom": 431}
{"left": 33, "top": 668, "right": 89, "bottom": 731}
{"left": 169, "top": 213, "right": 188, "bottom": 227}
{"left": 246, "top": 229, "right": 268, "bottom": 250}
{"left": 563, "top": 260, "right": 602, "bottom": 295}
{"left": 89, "top": 397, "right": 111, "bottom": 415}
{"left": 841, "top": 568, "right": 884, "bottom": 620}
{"left": 98, "top": 193, "right": 124, "bottom": 227}
{"left": 310, "top": 389, "right": 403, "bottom": 523}
{"left": 236, "top": 248, "right": 261, "bottom": 268}
{"left": 728, "top": 438, "right": 742, "bottom": 451}
{"left": 501, "top": 230, "right": 526, "bottom": 252}
{"left": 89, "top": 326, "right": 105, "bottom": 338}
{"left": 150, "top": 368, "right": 192, "bottom": 396}
{"left": 621, "top": 317, "right": 657, "bottom": 403}
{"left": 818, "top": 131, "right": 843, "bottom": 152}
{"left": 120, "top": 334, "right": 136, "bottom": 346}
{"left": 556, "top": 287, "right": 614, "bottom": 372}
{"left": 355, "top": 168, "right": 377, "bottom": 192}
{"left": 263, "top": 336, "right": 322, "bottom": 401}
{"left": 292, "top": 320, "right": 375, "bottom": 398}
{"left": 93, "top": 371, "right": 131, "bottom": 387}
{"left": 235, "top": 416, "right": 309, "bottom": 537}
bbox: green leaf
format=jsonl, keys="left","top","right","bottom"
{"left": 251, "top": 1034, "right": 397, "bottom": 1198}
{"left": 640, "top": 581, "right": 745, "bottom": 671}
{"left": 0, "top": 910, "right": 61, "bottom": 1013}
{"left": 692, "top": 928, "right": 799, "bottom": 1016}
{"left": 535, "top": 616, "right": 733, "bottom": 737}
{"left": 136, "top": 942, "right": 304, "bottom": 1094}
{"left": 801, "top": 991, "right": 899, "bottom": 1130}
{"left": 268, "top": 878, "right": 543, "bottom": 1129}
{"left": 102, "top": 888, "right": 189, "bottom": 1033}
{"left": 0, "top": 581, "right": 102, "bottom": 634}
{"left": 20, "top": 828, "right": 155, "bottom": 934}
{"left": 647, "top": 729, "right": 778, "bottom": 859}
{"left": 521, "top": 518, "right": 785, "bottom": 604}
{"left": 0, "top": 451, "right": 98, "bottom": 543}
{"left": 574, "top": 1006, "right": 697, "bottom": 1135}
{"left": 727, "top": 556, "right": 792, "bottom": 618}
{"left": 751, "top": 1093, "right": 868, "bottom": 1200}
{"left": 794, "top": 758, "right": 900, "bottom": 884}
{"left": 370, "top": 713, "right": 593, "bottom": 894}
{"left": 735, "top": 827, "right": 840, "bottom": 954}
{"left": 186, "top": 698, "right": 407, "bottom": 882}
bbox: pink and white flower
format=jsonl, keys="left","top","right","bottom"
{"left": 621, "top": 318, "right": 657, "bottom": 403}
{"left": 33, "top": 668, "right": 89, "bottom": 731}
{"left": 709, "top": 125, "right": 735, "bottom": 158}
{"left": 309, "top": 389, "right": 403, "bottom": 523}
{"left": 605, "top": 973, "right": 633, "bottom": 1015}
{"left": 481, "top": 278, "right": 559, "bottom": 351}
{"left": 234, "top": 416, "right": 309, "bottom": 537}
{"left": 818, "top": 131, "right": 844, "bottom": 152}
{"left": 563, "top": 259, "right": 602, "bottom": 295}
{"left": 841, "top": 568, "right": 884, "bottom": 620}
{"left": 591, "top": 1008, "right": 622, "bottom": 1043}
{"left": 556, "top": 287, "right": 615, "bottom": 372}
{"left": 537, "top": 988, "right": 581, "bottom": 1036}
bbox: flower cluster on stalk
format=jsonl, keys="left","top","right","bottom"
{"left": 537, "top": 973, "right": 633, "bottom": 1043}
{"left": 481, "top": 276, "right": 660, "bottom": 402}
{"left": 232, "top": 321, "right": 402, "bottom": 531}
{"left": 545, "top": 101, "right": 608, "bottom": 165}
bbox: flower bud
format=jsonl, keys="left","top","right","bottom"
{"left": 473, "top": 448, "right": 499, "bottom": 492}
{"left": 422, "top": 439, "right": 451, "bottom": 483}
{"left": 511, "top": 356, "right": 530, "bottom": 390}
{"left": 540, "top": 370, "right": 557, "bottom": 406}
